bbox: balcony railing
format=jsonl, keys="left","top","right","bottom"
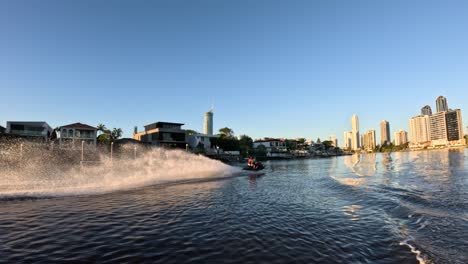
{"left": 61, "top": 134, "right": 95, "bottom": 139}
{"left": 10, "top": 130, "right": 45, "bottom": 137}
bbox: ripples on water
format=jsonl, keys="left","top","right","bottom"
{"left": 1, "top": 149, "right": 467, "bottom": 263}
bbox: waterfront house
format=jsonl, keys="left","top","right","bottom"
{"left": 133, "top": 122, "right": 188, "bottom": 149}
{"left": 187, "top": 133, "right": 218, "bottom": 153}
{"left": 253, "top": 138, "right": 291, "bottom": 158}
{"left": 57, "top": 123, "right": 97, "bottom": 150}
{"left": 5, "top": 121, "right": 53, "bottom": 142}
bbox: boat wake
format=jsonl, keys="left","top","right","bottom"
{"left": 399, "top": 239, "right": 428, "bottom": 264}
{"left": 0, "top": 148, "right": 240, "bottom": 200}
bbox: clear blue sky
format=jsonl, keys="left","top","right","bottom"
{"left": 1, "top": 0, "right": 468, "bottom": 145}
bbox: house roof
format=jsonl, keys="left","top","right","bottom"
{"left": 7, "top": 121, "right": 51, "bottom": 126}
{"left": 6, "top": 121, "right": 53, "bottom": 131}
{"left": 60, "top": 123, "right": 97, "bottom": 130}
{"left": 145, "top": 122, "right": 185, "bottom": 127}
{"left": 143, "top": 122, "right": 185, "bottom": 131}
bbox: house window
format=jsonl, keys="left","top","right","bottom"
{"left": 68, "top": 129, "right": 73, "bottom": 138}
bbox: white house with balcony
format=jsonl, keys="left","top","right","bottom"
{"left": 253, "top": 138, "right": 290, "bottom": 158}
{"left": 6, "top": 121, "right": 53, "bottom": 142}
{"left": 187, "top": 133, "right": 218, "bottom": 153}
{"left": 57, "top": 123, "right": 97, "bottom": 150}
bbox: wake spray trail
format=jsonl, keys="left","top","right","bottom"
{"left": 0, "top": 147, "right": 240, "bottom": 199}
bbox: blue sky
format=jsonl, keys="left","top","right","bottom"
{"left": 1, "top": 0, "right": 468, "bottom": 144}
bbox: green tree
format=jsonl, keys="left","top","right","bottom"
{"left": 285, "top": 139, "right": 298, "bottom": 150}
{"left": 97, "top": 133, "right": 110, "bottom": 144}
{"left": 297, "top": 138, "right": 306, "bottom": 144}
{"left": 322, "top": 140, "right": 333, "bottom": 149}
{"left": 218, "top": 127, "right": 234, "bottom": 138}
{"left": 111, "top": 128, "right": 123, "bottom": 141}
{"left": 239, "top": 135, "right": 253, "bottom": 157}
{"left": 217, "top": 137, "right": 240, "bottom": 151}
{"left": 253, "top": 144, "right": 267, "bottom": 159}
{"left": 97, "top": 123, "right": 107, "bottom": 135}
{"left": 97, "top": 126, "right": 123, "bottom": 144}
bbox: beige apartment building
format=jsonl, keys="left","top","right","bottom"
{"left": 363, "top": 130, "right": 376, "bottom": 151}
{"left": 409, "top": 115, "right": 431, "bottom": 145}
{"left": 394, "top": 129, "right": 408, "bottom": 146}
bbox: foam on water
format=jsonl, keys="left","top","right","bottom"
{"left": 399, "top": 239, "right": 427, "bottom": 264}
{"left": 0, "top": 147, "right": 240, "bottom": 199}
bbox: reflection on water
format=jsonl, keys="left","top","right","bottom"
{"left": 342, "top": 204, "right": 362, "bottom": 221}
{"left": 336, "top": 149, "right": 466, "bottom": 190}
{"left": 335, "top": 154, "right": 377, "bottom": 187}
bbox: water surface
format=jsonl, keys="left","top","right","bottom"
{"left": 1, "top": 149, "right": 467, "bottom": 263}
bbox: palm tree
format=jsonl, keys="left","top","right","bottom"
{"left": 96, "top": 123, "right": 107, "bottom": 135}
{"left": 111, "top": 128, "right": 123, "bottom": 141}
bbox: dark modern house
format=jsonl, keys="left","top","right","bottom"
{"left": 133, "top": 122, "right": 188, "bottom": 149}
{"left": 5, "top": 121, "right": 53, "bottom": 142}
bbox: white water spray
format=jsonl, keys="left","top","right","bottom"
{"left": 0, "top": 146, "right": 240, "bottom": 199}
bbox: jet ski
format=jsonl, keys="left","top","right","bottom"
{"left": 243, "top": 162, "right": 264, "bottom": 171}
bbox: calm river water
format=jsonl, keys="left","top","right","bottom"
{"left": 1, "top": 149, "right": 467, "bottom": 263}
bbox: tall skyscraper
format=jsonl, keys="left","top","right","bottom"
{"left": 380, "top": 120, "right": 391, "bottom": 146}
{"left": 421, "top": 105, "right": 433, "bottom": 116}
{"left": 351, "top": 114, "right": 360, "bottom": 150}
{"left": 409, "top": 115, "right": 431, "bottom": 144}
{"left": 409, "top": 96, "right": 464, "bottom": 147}
{"left": 445, "top": 109, "right": 463, "bottom": 141}
{"left": 203, "top": 109, "right": 214, "bottom": 135}
{"left": 436, "top": 96, "right": 448, "bottom": 113}
{"left": 429, "top": 112, "right": 447, "bottom": 142}
{"left": 394, "top": 129, "right": 408, "bottom": 146}
{"left": 363, "top": 130, "right": 376, "bottom": 151}
{"left": 343, "top": 131, "right": 353, "bottom": 150}
{"left": 330, "top": 135, "right": 338, "bottom": 148}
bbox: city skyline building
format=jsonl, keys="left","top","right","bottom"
{"left": 409, "top": 115, "right": 431, "bottom": 144}
{"left": 409, "top": 96, "right": 465, "bottom": 148}
{"left": 429, "top": 111, "right": 448, "bottom": 144}
{"left": 394, "top": 129, "right": 408, "bottom": 146}
{"left": 343, "top": 131, "right": 353, "bottom": 150}
{"left": 380, "top": 120, "right": 391, "bottom": 146}
{"left": 445, "top": 109, "right": 463, "bottom": 141}
{"left": 421, "top": 105, "right": 433, "bottom": 116}
{"left": 330, "top": 135, "right": 338, "bottom": 148}
{"left": 351, "top": 114, "right": 360, "bottom": 150}
{"left": 203, "top": 109, "right": 214, "bottom": 135}
{"left": 363, "top": 130, "right": 376, "bottom": 151}
{"left": 436, "top": 96, "right": 448, "bottom": 113}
